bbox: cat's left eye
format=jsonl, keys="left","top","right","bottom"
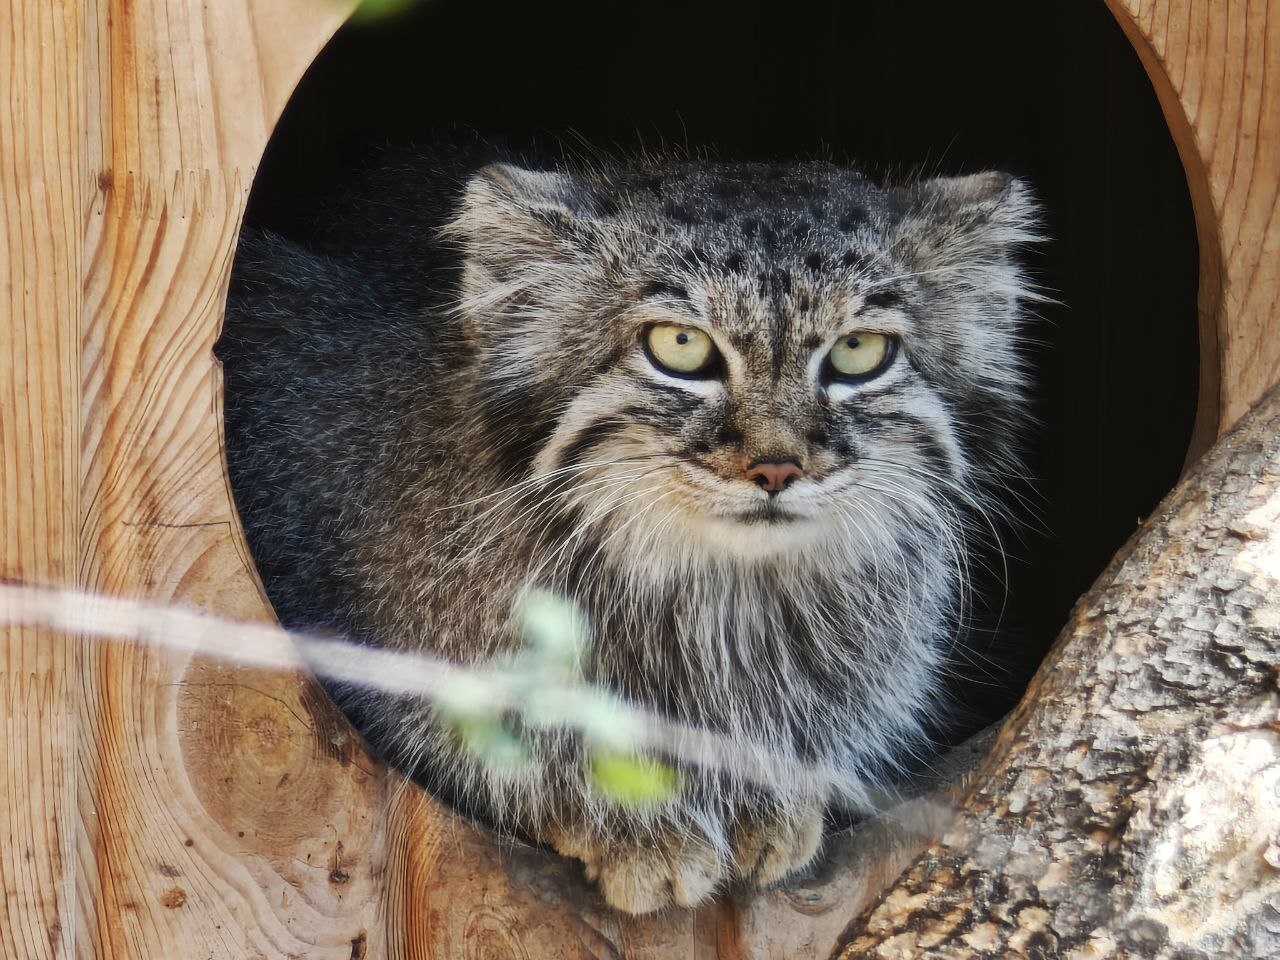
{"left": 644, "top": 324, "right": 719, "bottom": 378}
{"left": 826, "top": 331, "right": 896, "bottom": 382}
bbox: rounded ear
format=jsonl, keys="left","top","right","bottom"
{"left": 451, "top": 163, "right": 598, "bottom": 261}
{"left": 447, "top": 163, "right": 601, "bottom": 325}
{"left": 467, "top": 162, "right": 601, "bottom": 222}
{"left": 445, "top": 163, "right": 606, "bottom": 351}
{"left": 892, "top": 172, "right": 1045, "bottom": 274}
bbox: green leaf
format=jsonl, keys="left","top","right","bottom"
{"left": 446, "top": 716, "right": 534, "bottom": 773}
{"left": 589, "top": 751, "right": 680, "bottom": 807}
{"left": 517, "top": 589, "right": 588, "bottom": 669}
{"left": 432, "top": 673, "right": 497, "bottom": 722}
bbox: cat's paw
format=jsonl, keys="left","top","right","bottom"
{"left": 729, "top": 804, "right": 825, "bottom": 887}
{"left": 548, "top": 825, "right": 727, "bottom": 914}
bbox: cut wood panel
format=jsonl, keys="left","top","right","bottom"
{"left": 1, "top": 0, "right": 86, "bottom": 957}
{"left": 3, "top": 0, "right": 375, "bottom": 957}
{"left": 2, "top": 0, "right": 1280, "bottom": 957}
{"left": 71, "top": 0, "right": 391, "bottom": 951}
{"left": 1105, "top": 0, "right": 1280, "bottom": 454}
{"left": 378, "top": 783, "right": 895, "bottom": 960}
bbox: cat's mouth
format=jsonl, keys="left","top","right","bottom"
{"left": 733, "top": 501, "right": 800, "bottom": 525}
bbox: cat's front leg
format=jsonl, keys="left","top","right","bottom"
{"left": 728, "top": 799, "right": 826, "bottom": 888}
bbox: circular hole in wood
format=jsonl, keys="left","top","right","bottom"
{"left": 218, "top": 0, "right": 1200, "bottom": 912}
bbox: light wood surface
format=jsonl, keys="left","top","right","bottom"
{"left": 2, "top": 0, "right": 1278, "bottom": 957}
{"left": 2, "top": 0, "right": 372, "bottom": 956}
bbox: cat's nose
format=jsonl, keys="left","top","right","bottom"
{"left": 744, "top": 460, "right": 804, "bottom": 493}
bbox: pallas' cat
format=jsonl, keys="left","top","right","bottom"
{"left": 219, "top": 150, "right": 1040, "bottom": 913}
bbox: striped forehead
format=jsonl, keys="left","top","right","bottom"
{"left": 682, "top": 275, "right": 838, "bottom": 380}
{"left": 715, "top": 290, "right": 823, "bottom": 346}
{"left": 700, "top": 267, "right": 897, "bottom": 334}
{"left": 616, "top": 166, "right": 914, "bottom": 373}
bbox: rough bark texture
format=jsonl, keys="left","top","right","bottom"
{"left": 836, "top": 386, "right": 1280, "bottom": 959}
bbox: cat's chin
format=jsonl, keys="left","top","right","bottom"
{"left": 690, "top": 508, "right": 827, "bottom": 559}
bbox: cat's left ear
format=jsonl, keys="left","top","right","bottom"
{"left": 891, "top": 172, "right": 1043, "bottom": 280}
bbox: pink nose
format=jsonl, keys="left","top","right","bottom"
{"left": 744, "top": 461, "right": 804, "bottom": 493}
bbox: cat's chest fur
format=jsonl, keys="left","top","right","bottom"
{"left": 341, "top": 390, "right": 951, "bottom": 770}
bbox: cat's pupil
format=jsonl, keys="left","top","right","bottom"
{"left": 676, "top": 332, "right": 689, "bottom": 345}
{"left": 847, "top": 336, "right": 860, "bottom": 348}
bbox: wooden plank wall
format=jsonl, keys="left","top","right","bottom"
{"left": 1, "top": 0, "right": 1277, "bottom": 957}
{"left": 1, "top": 1, "right": 368, "bottom": 955}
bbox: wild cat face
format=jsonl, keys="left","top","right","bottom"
{"left": 451, "top": 160, "right": 1040, "bottom": 566}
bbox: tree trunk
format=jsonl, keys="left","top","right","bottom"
{"left": 835, "top": 385, "right": 1280, "bottom": 959}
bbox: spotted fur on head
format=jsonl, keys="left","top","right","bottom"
{"left": 219, "top": 151, "right": 1043, "bottom": 911}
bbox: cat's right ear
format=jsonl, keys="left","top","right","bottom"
{"left": 448, "top": 163, "right": 600, "bottom": 331}
{"left": 467, "top": 163, "right": 599, "bottom": 219}
{"left": 452, "top": 163, "right": 598, "bottom": 268}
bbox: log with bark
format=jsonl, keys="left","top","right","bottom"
{"left": 831, "top": 384, "right": 1280, "bottom": 958}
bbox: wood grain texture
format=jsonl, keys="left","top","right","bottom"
{"left": 3, "top": 0, "right": 370, "bottom": 956}
{"left": 1105, "top": 0, "right": 1280, "bottom": 456}
{"left": 2, "top": 2, "right": 88, "bottom": 957}
{"left": 3, "top": 0, "right": 1280, "bottom": 957}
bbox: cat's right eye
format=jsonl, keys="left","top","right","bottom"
{"left": 644, "top": 324, "right": 720, "bottom": 378}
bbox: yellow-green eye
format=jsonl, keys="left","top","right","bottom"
{"left": 644, "top": 324, "right": 718, "bottom": 377}
{"left": 827, "top": 331, "right": 895, "bottom": 381}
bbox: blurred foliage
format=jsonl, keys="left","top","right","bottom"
{"left": 435, "top": 589, "right": 680, "bottom": 807}
{"left": 519, "top": 588, "right": 588, "bottom": 671}
{"left": 449, "top": 715, "right": 535, "bottom": 772}
{"left": 348, "top": 0, "right": 427, "bottom": 25}
{"left": 590, "top": 751, "right": 683, "bottom": 806}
